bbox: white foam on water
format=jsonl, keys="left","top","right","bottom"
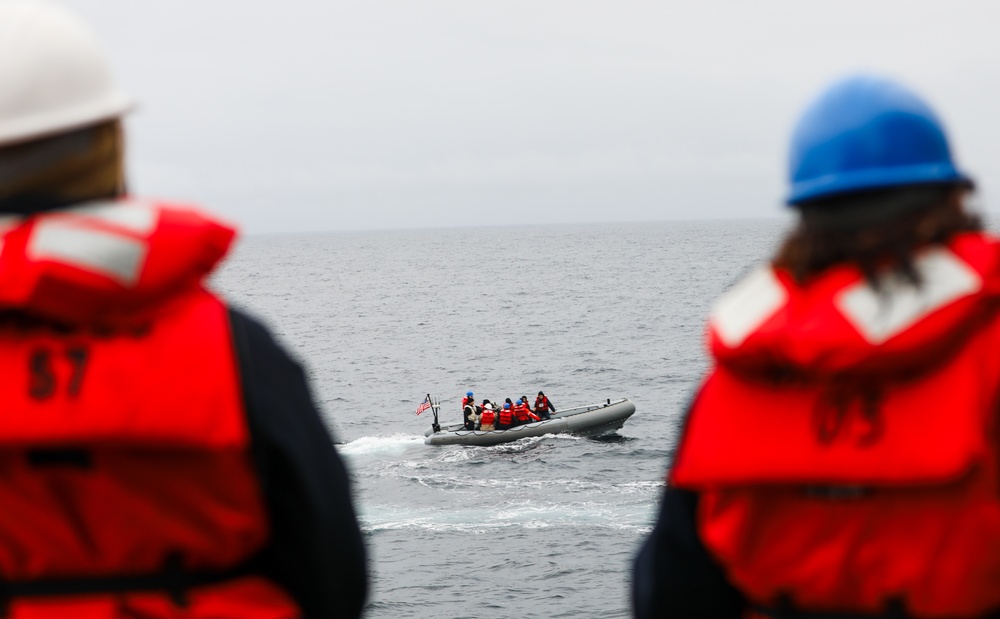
{"left": 344, "top": 429, "right": 586, "bottom": 467}
{"left": 546, "top": 433, "right": 582, "bottom": 440}
{"left": 339, "top": 434, "right": 425, "bottom": 458}
{"left": 612, "top": 480, "right": 665, "bottom": 495}
{"left": 436, "top": 448, "right": 478, "bottom": 463}
{"left": 360, "top": 499, "right": 656, "bottom": 533}
{"left": 369, "top": 468, "right": 663, "bottom": 496}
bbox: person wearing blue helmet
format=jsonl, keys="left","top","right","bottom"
{"left": 634, "top": 75, "right": 1000, "bottom": 618}
{"left": 498, "top": 402, "right": 514, "bottom": 430}
{"left": 462, "top": 391, "right": 479, "bottom": 430}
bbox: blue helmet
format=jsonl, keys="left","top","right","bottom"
{"left": 504, "top": 403, "right": 511, "bottom": 409}
{"left": 786, "top": 75, "right": 972, "bottom": 205}
{"left": 466, "top": 391, "right": 473, "bottom": 397}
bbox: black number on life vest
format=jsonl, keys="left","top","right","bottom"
{"left": 812, "top": 388, "right": 884, "bottom": 447}
{"left": 65, "top": 346, "right": 89, "bottom": 397}
{"left": 27, "top": 346, "right": 90, "bottom": 401}
{"left": 28, "top": 349, "right": 56, "bottom": 400}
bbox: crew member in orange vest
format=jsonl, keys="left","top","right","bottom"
{"left": 512, "top": 398, "right": 539, "bottom": 425}
{"left": 0, "top": 3, "right": 366, "bottom": 618}
{"left": 633, "top": 75, "right": 998, "bottom": 618}
{"left": 534, "top": 391, "right": 555, "bottom": 420}
{"left": 520, "top": 394, "right": 542, "bottom": 422}
{"left": 497, "top": 402, "right": 515, "bottom": 430}
{"left": 479, "top": 400, "right": 497, "bottom": 431}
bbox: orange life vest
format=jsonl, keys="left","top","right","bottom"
{"left": 498, "top": 407, "right": 513, "bottom": 426}
{"left": 480, "top": 408, "right": 496, "bottom": 426}
{"left": 513, "top": 403, "right": 530, "bottom": 422}
{"left": 671, "top": 233, "right": 1000, "bottom": 618}
{"left": 0, "top": 199, "right": 299, "bottom": 618}
{"left": 535, "top": 396, "right": 548, "bottom": 412}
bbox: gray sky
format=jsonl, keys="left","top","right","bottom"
{"left": 61, "top": 0, "right": 1000, "bottom": 234}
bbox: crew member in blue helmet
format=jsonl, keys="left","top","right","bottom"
{"left": 497, "top": 402, "right": 515, "bottom": 430}
{"left": 462, "top": 392, "right": 478, "bottom": 430}
{"left": 633, "top": 75, "right": 1000, "bottom": 618}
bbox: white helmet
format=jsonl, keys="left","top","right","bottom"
{"left": 0, "top": 0, "right": 133, "bottom": 147}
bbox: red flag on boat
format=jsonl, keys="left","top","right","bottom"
{"left": 416, "top": 396, "right": 431, "bottom": 416}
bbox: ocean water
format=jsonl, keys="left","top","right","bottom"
{"left": 212, "top": 219, "right": 788, "bottom": 618}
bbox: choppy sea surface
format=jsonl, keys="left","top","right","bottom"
{"left": 212, "top": 219, "right": 787, "bottom": 618}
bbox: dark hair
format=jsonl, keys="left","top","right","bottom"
{"left": 0, "top": 120, "right": 125, "bottom": 214}
{"left": 774, "top": 185, "right": 981, "bottom": 286}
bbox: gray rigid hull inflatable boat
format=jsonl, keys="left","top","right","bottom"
{"left": 424, "top": 398, "right": 636, "bottom": 446}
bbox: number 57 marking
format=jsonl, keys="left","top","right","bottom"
{"left": 28, "top": 346, "right": 90, "bottom": 400}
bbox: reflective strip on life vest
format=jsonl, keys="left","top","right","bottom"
{"left": 13, "top": 201, "right": 163, "bottom": 288}
{"left": 836, "top": 247, "right": 982, "bottom": 344}
{"left": 69, "top": 200, "right": 159, "bottom": 234}
{"left": 28, "top": 219, "right": 148, "bottom": 285}
{"left": 710, "top": 266, "right": 787, "bottom": 348}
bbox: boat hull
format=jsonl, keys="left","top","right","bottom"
{"left": 423, "top": 399, "right": 635, "bottom": 446}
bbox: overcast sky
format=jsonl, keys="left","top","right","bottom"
{"left": 59, "top": 0, "right": 1000, "bottom": 234}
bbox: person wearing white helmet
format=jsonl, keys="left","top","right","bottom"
{"left": 634, "top": 75, "right": 997, "bottom": 618}
{"left": 0, "top": 0, "right": 134, "bottom": 211}
{"left": 0, "top": 2, "right": 366, "bottom": 618}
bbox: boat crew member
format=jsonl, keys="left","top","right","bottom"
{"left": 461, "top": 391, "right": 476, "bottom": 428}
{"left": 479, "top": 401, "right": 497, "bottom": 431}
{"left": 463, "top": 400, "right": 480, "bottom": 430}
{"left": 633, "top": 75, "right": 996, "bottom": 618}
{"left": 511, "top": 399, "right": 527, "bottom": 425}
{"left": 0, "top": 3, "right": 367, "bottom": 617}
{"left": 497, "top": 403, "right": 514, "bottom": 430}
{"left": 534, "top": 391, "right": 556, "bottom": 420}
{"left": 512, "top": 399, "right": 538, "bottom": 425}
{"left": 528, "top": 399, "right": 541, "bottom": 422}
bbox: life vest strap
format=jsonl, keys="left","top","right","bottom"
{"left": 0, "top": 554, "right": 259, "bottom": 615}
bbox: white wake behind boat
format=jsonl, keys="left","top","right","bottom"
{"left": 423, "top": 398, "right": 636, "bottom": 446}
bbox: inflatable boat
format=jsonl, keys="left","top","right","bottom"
{"left": 424, "top": 398, "right": 636, "bottom": 446}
